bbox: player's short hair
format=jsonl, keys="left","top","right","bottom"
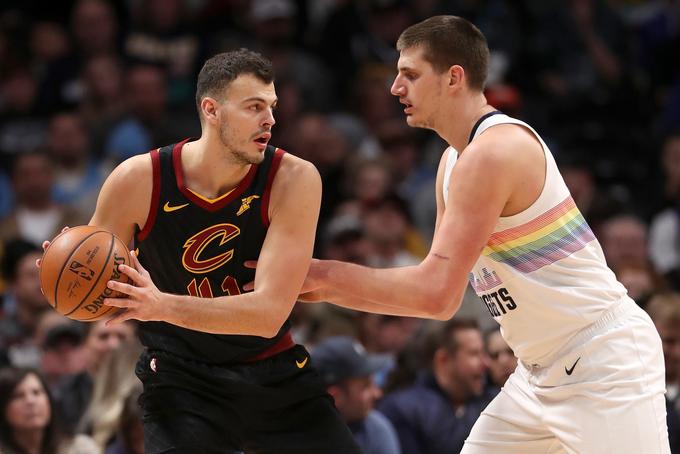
{"left": 195, "top": 49, "right": 274, "bottom": 114}
{"left": 396, "top": 15, "right": 489, "bottom": 91}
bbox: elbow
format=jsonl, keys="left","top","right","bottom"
{"left": 419, "top": 284, "right": 462, "bottom": 320}
{"left": 258, "top": 301, "right": 292, "bottom": 338}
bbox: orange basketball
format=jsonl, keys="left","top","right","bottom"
{"left": 39, "top": 225, "right": 132, "bottom": 322}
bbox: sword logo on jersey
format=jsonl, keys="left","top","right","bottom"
{"left": 182, "top": 223, "right": 241, "bottom": 274}
{"left": 237, "top": 195, "right": 260, "bottom": 216}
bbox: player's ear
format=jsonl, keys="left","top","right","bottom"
{"left": 447, "top": 65, "right": 465, "bottom": 89}
{"left": 200, "top": 97, "right": 219, "bottom": 124}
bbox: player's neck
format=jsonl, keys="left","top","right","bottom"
{"left": 180, "top": 135, "right": 251, "bottom": 199}
{"left": 437, "top": 93, "right": 495, "bottom": 153}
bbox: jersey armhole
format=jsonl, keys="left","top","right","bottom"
{"left": 260, "top": 148, "right": 285, "bottom": 227}
{"left": 137, "top": 148, "right": 161, "bottom": 241}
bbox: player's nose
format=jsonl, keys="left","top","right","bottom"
{"left": 390, "top": 77, "right": 404, "bottom": 96}
{"left": 262, "top": 108, "right": 275, "bottom": 127}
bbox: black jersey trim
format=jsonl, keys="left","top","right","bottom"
{"left": 172, "top": 139, "right": 259, "bottom": 212}
{"left": 468, "top": 110, "right": 503, "bottom": 145}
{"left": 137, "top": 148, "right": 161, "bottom": 241}
{"left": 260, "top": 148, "right": 285, "bottom": 227}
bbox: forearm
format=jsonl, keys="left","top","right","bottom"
{"left": 163, "top": 291, "right": 290, "bottom": 338}
{"left": 321, "top": 287, "right": 444, "bottom": 318}
{"left": 321, "top": 259, "right": 465, "bottom": 318}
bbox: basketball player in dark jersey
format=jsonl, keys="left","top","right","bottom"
{"left": 45, "top": 50, "right": 361, "bottom": 453}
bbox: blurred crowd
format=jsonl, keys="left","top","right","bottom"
{"left": 0, "top": 0, "right": 679, "bottom": 453}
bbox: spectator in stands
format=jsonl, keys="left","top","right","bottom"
{"left": 312, "top": 336, "right": 401, "bottom": 454}
{"left": 0, "top": 151, "right": 85, "bottom": 246}
{"left": 39, "top": 322, "right": 88, "bottom": 390}
{"left": 125, "top": 0, "right": 202, "bottom": 107}
{"left": 0, "top": 367, "right": 100, "bottom": 453}
{"left": 0, "top": 69, "right": 48, "bottom": 172}
{"left": 377, "top": 319, "right": 495, "bottom": 454}
{"left": 105, "top": 64, "right": 199, "bottom": 162}
{"left": 649, "top": 132, "right": 680, "bottom": 290}
{"left": 52, "top": 320, "right": 136, "bottom": 435}
{"left": 47, "top": 112, "right": 112, "bottom": 219}
{"left": 0, "top": 240, "right": 49, "bottom": 369}
{"left": 645, "top": 293, "right": 680, "bottom": 452}
{"left": 41, "top": 0, "right": 121, "bottom": 110}
{"left": 79, "top": 339, "right": 143, "bottom": 452}
{"left": 599, "top": 214, "right": 649, "bottom": 271}
{"left": 484, "top": 328, "right": 516, "bottom": 390}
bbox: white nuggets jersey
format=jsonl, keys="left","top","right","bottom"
{"left": 443, "top": 112, "right": 631, "bottom": 366}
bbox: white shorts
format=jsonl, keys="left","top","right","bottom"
{"left": 462, "top": 301, "right": 670, "bottom": 454}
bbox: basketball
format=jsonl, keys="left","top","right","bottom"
{"left": 39, "top": 225, "right": 132, "bottom": 322}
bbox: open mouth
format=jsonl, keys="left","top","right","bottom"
{"left": 253, "top": 132, "right": 271, "bottom": 149}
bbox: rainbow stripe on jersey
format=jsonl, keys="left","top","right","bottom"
{"left": 482, "top": 196, "right": 595, "bottom": 273}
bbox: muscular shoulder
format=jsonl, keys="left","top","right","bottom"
{"left": 267, "top": 151, "right": 321, "bottom": 219}
{"left": 112, "top": 153, "right": 153, "bottom": 184}
{"left": 277, "top": 152, "right": 320, "bottom": 180}
{"left": 464, "top": 123, "right": 542, "bottom": 168}
{"left": 459, "top": 123, "right": 545, "bottom": 215}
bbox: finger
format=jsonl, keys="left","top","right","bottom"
{"left": 115, "top": 264, "right": 145, "bottom": 284}
{"left": 129, "top": 250, "right": 150, "bottom": 278}
{"left": 61, "top": 226, "right": 70, "bottom": 233}
{"left": 35, "top": 258, "right": 42, "bottom": 268}
{"left": 42, "top": 241, "right": 50, "bottom": 251}
{"left": 106, "top": 279, "right": 138, "bottom": 297}
{"left": 104, "top": 297, "right": 135, "bottom": 308}
{"left": 243, "top": 260, "right": 258, "bottom": 269}
{"left": 243, "top": 281, "right": 254, "bottom": 291}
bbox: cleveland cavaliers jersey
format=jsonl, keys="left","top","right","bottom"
{"left": 134, "top": 139, "right": 292, "bottom": 364}
{"left": 443, "top": 113, "right": 631, "bottom": 366}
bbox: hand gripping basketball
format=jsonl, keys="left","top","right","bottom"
{"left": 103, "top": 251, "right": 166, "bottom": 325}
{"left": 38, "top": 225, "right": 132, "bottom": 321}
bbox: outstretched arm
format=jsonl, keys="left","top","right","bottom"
{"left": 105, "top": 155, "right": 322, "bottom": 338}
{"left": 303, "top": 127, "right": 537, "bottom": 319}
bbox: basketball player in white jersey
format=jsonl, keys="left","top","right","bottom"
{"left": 294, "top": 15, "right": 670, "bottom": 453}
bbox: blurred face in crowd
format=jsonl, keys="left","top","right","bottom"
{"left": 294, "top": 114, "right": 347, "bottom": 167}
{"left": 329, "top": 375, "right": 382, "bottom": 423}
{"left": 656, "top": 320, "right": 680, "bottom": 382}
{"left": 85, "top": 55, "right": 123, "bottom": 101}
{"left": 13, "top": 252, "right": 48, "bottom": 313}
{"left": 71, "top": 0, "right": 117, "bottom": 56}
{"left": 486, "top": 330, "right": 516, "bottom": 387}
{"left": 436, "top": 328, "right": 486, "bottom": 402}
{"left": 600, "top": 217, "right": 647, "bottom": 269}
{"left": 12, "top": 153, "right": 54, "bottom": 209}
{"left": 354, "top": 162, "right": 391, "bottom": 206}
{"left": 1, "top": 71, "right": 37, "bottom": 112}
{"left": 146, "top": 0, "right": 183, "bottom": 31}
{"left": 127, "top": 66, "right": 167, "bottom": 120}
{"left": 391, "top": 46, "right": 446, "bottom": 131}
{"left": 662, "top": 136, "right": 680, "bottom": 197}
{"left": 5, "top": 373, "right": 51, "bottom": 432}
{"left": 30, "top": 22, "right": 69, "bottom": 62}
{"left": 48, "top": 113, "right": 89, "bottom": 166}
{"left": 85, "top": 321, "right": 135, "bottom": 374}
{"left": 209, "top": 74, "right": 276, "bottom": 165}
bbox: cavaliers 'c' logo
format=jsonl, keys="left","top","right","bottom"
{"left": 182, "top": 224, "right": 240, "bottom": 274}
